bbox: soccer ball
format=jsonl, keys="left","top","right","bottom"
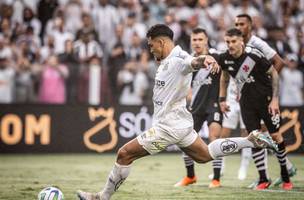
{"left": 37, "top": 186, "right": 64, "bottom": 200}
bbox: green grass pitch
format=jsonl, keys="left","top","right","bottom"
{"left": 0, "top": 153, "right": 303, "bottom": 200}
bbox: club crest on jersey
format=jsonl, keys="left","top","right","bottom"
{"left": 220, "top": 139, "right": 238, "bottom": 154}
{"left": 242, "top": 65, "right": 250, "bottom": 72}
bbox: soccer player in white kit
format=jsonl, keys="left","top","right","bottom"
{"left": 77, "top": 24, "right": 278, "bottom": 200}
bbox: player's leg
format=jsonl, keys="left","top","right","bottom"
{"left": 219, "top": 102, "right": 240, "bottom": 180}
{"left": 237, "top": 107, "right": 251, "bottom": 181}
{"left": 249, "top": 123, "right": 269, "bottom": 189}
{"left": 77, "top": 126, "right": 172, "bottom": 200}
{"left": 240, "top": 102, "right": 273, "bottom": 190}
{"left": 207, "top": 110, "right": 222, "bottom": 188}
{"left": 238, "top": 127, "right": 251, "bottom": 181}
{"left": 262, "top": 111, "right": 294, "bottom": 190}
{"left": 180, "top": 129, "right": 262, "bottom": 165}
{"left": 174, "top": 114, "right": 205, "bottom": 187}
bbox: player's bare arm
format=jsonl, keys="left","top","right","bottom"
{"left": 271, "top": 54, "right": 285, "bottom": 73}
{"left": 267, "top": 66, "right": 280, "bottom": 115}
{"left": 219, "top": 70, "right": 230, "bottom": 114}
{"left": 191, "top": 55, "right": 220, "bottom": 74}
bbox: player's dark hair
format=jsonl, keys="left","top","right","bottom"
{"left": 236, "top": 14, "right": 253, "bottom": 24}
{"left": 192, "top": 27, "right": 208, "bottom": 37}
{"left": 146, "top": 24, "right": 174, "bottom": 40}
{"left": 225, "top": 28, "right": 243, "bottom": 37}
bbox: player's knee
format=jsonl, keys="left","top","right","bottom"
{"left": 193, "top": 156, "right": 210, "bottom": 164}
{"left": 271, "top": 133, "right": 283, "bottom": 143}
{"left": 117, "top": 147, "right": 133, "bottom": 165}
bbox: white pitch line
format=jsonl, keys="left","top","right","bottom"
{"left": 258, "top": 189, "right": 304, "bottom": 194}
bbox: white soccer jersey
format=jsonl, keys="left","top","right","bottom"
{"left": 247, "top": 35, "right": 276, "bottom": 60}
{"left": 152, "top": 45, "right": 195, "bottom": 129}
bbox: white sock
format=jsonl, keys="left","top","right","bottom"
{"left": 101, "top": 163, "right": 131, "bottom": 200}
{"left": 208, "top": 137, "right": 254, "bottom": 159}
{"left": 221, "top": 157, "right": 225, "bottom": 173}
{"left": 240, "top": 148, "right": 251, "bottom": 169}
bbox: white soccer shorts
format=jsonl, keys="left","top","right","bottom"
{"left": 222, "top": 102, "right": 245, "bottom": 129}
{"left": 137, "top": 124, "right": 198, "bottom": 155}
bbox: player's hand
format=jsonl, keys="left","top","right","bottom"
{"left": 219, "top": 101, "right": 230, "bottom": 117}
{"left": 203, "top": 55, "right": 220, "bottom": 74}
{"left": 268, "top": 97, "right": 280, "bottom": 116}
{"left": 193, "top": 55, "right": 220, "bottom": 74}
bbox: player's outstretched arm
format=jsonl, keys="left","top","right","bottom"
{"left": 191, "top": 55, "right": 220, "bottom": 74}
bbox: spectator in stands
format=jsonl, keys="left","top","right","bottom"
{"left": 78, "top": 55, "right": 112, "bottom": 106}
{"left": 92, "top": 0, "right": 119, "bottom": 56}
{"left": 108, "top": 24, "right": 127, "bottom": 103}
{"left": 40, "top": 34, "right": 55, "bottom": 63}
{"left": 117, "top": 61, "right": 149, "bottom": 106}
{"left": 74, "top": 31, "right": 103, "bottom": 64}
{"left": 141, "top": 5, "right": 157, "bottom": 31}
{"left": 194, "top": 0, "right": 215, "bottom": 40}
{"left": 37, "top": 0, "right": 59, "bottom": 40}
{"left": 176, "top": 20, "right": 191, "bottom": 53}
{"left": 122, "top": 12, "right": 146, "bottom": 50}
{"left": 0, "top": 18, "right": 13, "bottom": 41}
{"left": 266, "top": 26, "right": 293, "bottom": 57}
{"left": 280, "top": 54, "right": 304, "bottom": 107}
{"left": 58, "top": 39, "right": 79, "bottom": 104}
{"left": 38, "top": 54, "right": 68, "bottom": 104}
{"left": 298, "top": 45, "right": 304, "bottom": 73}
{"left": 47, "top": 15, "right": 74, "bottom": 54}
{"left": 76, "top": 12, "right": 99, "bottom": 42}
{"left": 22, "top": 7, "right": 41, "bottom": 36}
{"left": 15, "top": 57, "right": 35, "bottom": 103}
{"left": 64, "top": 0, "right": 82, "bottom": 34}
{"left": 164, "top": 11, "right": 181, "bottom": 41}
{"left": 0, "top": 55, "right": 15, "bottom": 103}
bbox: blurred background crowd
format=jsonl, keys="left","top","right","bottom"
{"left": 0, "top": 0, "right": 303, "bottom": 107}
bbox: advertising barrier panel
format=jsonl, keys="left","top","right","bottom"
{"left": 0, "top": 104, "right": 303, "bottom": 153}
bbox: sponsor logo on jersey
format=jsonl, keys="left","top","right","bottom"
{"left": 236, "top": 75, "right": 255, "bottom": 84}
{"left": 155, "top": 79, "right": 166, "bottom": 87}
{"left": 153, "top": 99, "right": 163, "bottom": 106}
{"left": 193, "top": 76, "right": 212, "bottom": 86}
{"left": 221, "top": 139, "right": 238, "bottom": 154}
{"left": 228, "top": 66, "right": 234, "bottom": 71}
{"left": 224, "top": 60, "right": 235, "bottom": 64}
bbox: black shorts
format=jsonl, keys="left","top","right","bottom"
{"left": 240, "top": 97, "right": 280, "bottom": 134}
{"left": 192, "top": 102, "right": 222, "bottom": 132}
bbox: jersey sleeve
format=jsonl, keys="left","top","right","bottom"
{"left": 177, "top": 51, "right": 196, "bottom": 74}
{"left": 251, "top": 36, "right": 276, "bottom": 60}
{"left": 250, "top": 52, "right": 272, "bottom": 73}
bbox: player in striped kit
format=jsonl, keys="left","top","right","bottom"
{"left": 174, "top": 28, "right": 223, "bottom": 188}
{"left": 235, "top": 14, "right": 297, "bottom": 190}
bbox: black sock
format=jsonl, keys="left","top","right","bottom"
{"left": 212, "top": 158, "right": 222, "bottom": 181}
{"left": 275, "top": 142, "right": 290, "bottom": 183}
{"left": 183, "top": 153, "right": 195, "bottom": 178}
{"left": 252, "top": 148, "right": 268, "bottom": 183}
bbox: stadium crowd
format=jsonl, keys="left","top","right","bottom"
{"left": 0, "top": 0, "right": 303, "bottom": 107}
